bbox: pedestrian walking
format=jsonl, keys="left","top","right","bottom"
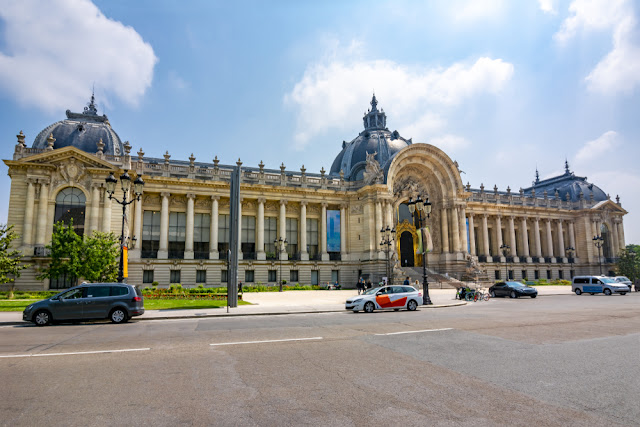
{"left": 358, "top": 276, "right": 364, "bottom": 294}
{"left": 403, "top": 276, "right": 410, "bottom": 287}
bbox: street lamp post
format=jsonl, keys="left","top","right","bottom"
{"left": 565, "top": 246, "right": 575, "bottom": 278}
{"left": 407, "top": 195, "right": 433, "bottom": 305}
{"left": 593, "top": 235, "right": 604, "bottom": 275}
{"left": 274, "top": 237, "right": 287, "bottom": 292}
{"left": 500, "top": 243, "right": 510, "bottom": 281}
{"left": 379, "top": 226, "right": 396, "bottom": 286}
{"left": 105, "top": 170, "right": 144, "bottom": 283}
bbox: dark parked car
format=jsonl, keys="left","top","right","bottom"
{"left": 23, "top": 283, "right": 144, "bottom": 326}
{"left": 489, "top": 281, "right": 538, "bottom": 299}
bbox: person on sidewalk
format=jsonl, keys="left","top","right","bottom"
{"left": 357, "top": 277, "right": 364, "bottom": 294}
{"left": 403, "top": 277, "right": 410, "bottom": 287}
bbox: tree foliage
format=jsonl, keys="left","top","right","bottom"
{"left": 0, "top": 224, "right": 29, "bottom": 286}
{"left": 616, "top": 244, "right": 640, "bottom": 281}
{"left": 38, "top": 221, "right": 119, "bottom": 283}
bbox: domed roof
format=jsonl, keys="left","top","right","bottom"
{"left": 522, "top": 161, "right": 608, "bottom": 202}
{"left": 32, "top": 94, "right": 123, "bottom": 156}
{"left": 330, "top": 95, "right": 411, "bottom": 180}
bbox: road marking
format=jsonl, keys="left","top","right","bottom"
{"left": 374, "top": 328, "right": 453, "bottom": 336}
{"left": 0, "top": 348, "right": 151, "bottom": 358}
{"left": 210, "top": 337, "right": 323, "bottom": 346}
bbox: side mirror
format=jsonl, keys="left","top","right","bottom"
{"left": 376, "top": 292, "right": 383, "bottom": 296}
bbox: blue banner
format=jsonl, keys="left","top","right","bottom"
{"left": 327, "top": 210, "right": 341, "bottom": 252}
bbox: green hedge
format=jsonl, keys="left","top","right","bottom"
{"left": 0, "top": 291, "right": 58, "bottom": 300}
{"left": 142, "top": 283, "right": 323, "bottom": 295}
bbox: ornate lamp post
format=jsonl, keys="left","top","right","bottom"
{"left": 565, "top": 246, "right": 575, "bottom": 278}
{"left": 500, "top": 243, "right": 510, "bottom": 281}
{"left": 593, "top": 235, "right": 604, "bottom": 275}
{"left": 379, "top": 225, "right": 396, "bottom": 286}
{"left": 407, "top": 195, "right": 433, "bottom": 305}
{"left": 105, "top": 170, "right": 144, "bottom": 283}
{"left": 274, "top": 237, "right": 287, "bottom": 292}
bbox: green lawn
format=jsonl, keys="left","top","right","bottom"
{"left": 0, "top": 299, "right": 251, "bottom": 312}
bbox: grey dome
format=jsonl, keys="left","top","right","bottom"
{"left": 329, "top": 95, "right": 411, "bottom": 180}
{"left": 32, "top": 95, "right": 123, "bottom": 156}
{"left": 522, "top": 162, "right": 608, "bottom": 202}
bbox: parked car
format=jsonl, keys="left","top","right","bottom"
{"left": 346, "top": 285, "right": 421, "bottom": 313}
{"left": 23, "top": 283, "right": 144, "bottom": 326}
{"left": 571, "top": 276, "right": 628, "bottom": 296}
{"left": 613, "top": 276, "right": 633, "bottom": 291}
{"left": 489, "top": 281, "right": 538, "bottom": 298}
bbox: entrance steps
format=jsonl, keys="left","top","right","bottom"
{"left": 398, "top": 267, "right": 462, "bottom": 289}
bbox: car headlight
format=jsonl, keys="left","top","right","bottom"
{"left": 25, "top": 304, "right": 33, "bottom": 312}
{"left": 352, "top": 298, "right": 362, "bottom": 303}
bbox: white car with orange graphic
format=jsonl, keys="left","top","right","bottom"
{"left": 346, "top": 285, "right": 422, "bottom": 313}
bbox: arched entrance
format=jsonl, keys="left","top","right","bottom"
{"left": 400, "top": 231, "right": 415, "bottom": 267}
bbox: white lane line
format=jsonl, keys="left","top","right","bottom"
{"left": 210, "top": 337, "right": 323, "bottom": 347}
{"left": 0, "top": 348, "right": 151, "bottom": 358}
{"left": 375, "top": 328, "right": 453, "bottom": 336}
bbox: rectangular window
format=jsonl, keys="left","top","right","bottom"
{"left": 495, "top": 270, "right": 501, "bottom": 280}
{"left": 546, "top": 270, "right": 552, "bottom": 280}
{"left": 268, "top": 270, "right": 277, "bottom": 282}
{"left": 327, "top": 210, "right": 341, "bottom": 252}
{"left": 194, "top": 213, "right": 210, "bottom": 259}
{"left": 558, "top": 270, "right": 564, "bottom": 279}
{"left": 221, "top": 270, "right": 228, "bottom": 283}
{"left": 311, "top": 270, "right": 319, "bottom": 286}
{"left": 286, "top": 218, "right": 298, "bottom": 257}
{"left": 331, "top": 270, "right": 339, "bottom": 284}
{"left": 522, "top": 270, "right": 527, "bottom": 281}
{"left": 143, "top": 270, "right": 154, "bottom": 284}
{"left": 170, "top": 270, "right": 181, "bottom": 284}
{"left": 196, "top": 270, "right": 206, "bottom": 284}
{"left": 264, "top": 217, "right": 277, "bottom": 259}
{"left": 142, "top": 210, "right": 161, "bottom": 258}
{"left": 307, "top": 218, "right": 319, "bottom": 259}
{"left": 168, "top": 212, "right": 186, "bottom": 259}
{"left": 245, "top": 270, "right": 254, "bottom": 283}
{"left": 218, "top": 214, "right": 230, "bottom": 256}
{"left": 241, "top": 215, "right": 256, "bottom": 259}
{"left": 508, "top": 270, "right": 514, "bottom": 280}
{"left": 289, "top": 270, "right": 298, "bottom": 283}
{"left": 534, "top": 270, "right": 540, "bottom": 280}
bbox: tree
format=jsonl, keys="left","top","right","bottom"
{"left": 0, "top": 224, "right": 29, "bottom": 297}
{"left": 616, "top": 244, "right": 640, "bottom": 282}
{"left": 81, "top": 231, "right": 119, "bottom": 282}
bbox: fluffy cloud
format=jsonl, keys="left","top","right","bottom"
{"left": 284, "top": 50, "right": 513, "bottom": 148}
{"left": 554, "top": 0, "right": 640, "bottom": 94}
{"left": 0, "top": 0, "right": 157, "bottom": 113}
{"left": 574, "top": 130, "right": 619, "bottom": 163}
{"left": 538, "top": 0, "right": 558, "bottom": 14}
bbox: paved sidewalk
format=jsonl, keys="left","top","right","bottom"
{"left": 1, "top": 286, "right": 573, "bottom": 325}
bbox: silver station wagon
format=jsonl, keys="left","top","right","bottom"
{"left": 23, "top": 283, "right": 145, "bottom": 326}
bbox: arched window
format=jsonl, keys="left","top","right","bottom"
{"left": 54, "top": 187, "right": 86, "bottom": 236}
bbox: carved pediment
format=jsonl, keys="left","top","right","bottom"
{"left": 12, "top": 146, "right": 117, "bottom": 171}
{"left": 590, "top": 200, "right": 627, "bottom": 215}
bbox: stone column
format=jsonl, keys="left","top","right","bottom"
{"left": 450, "top": 206, "right": 461, "bottom": 252}
{"left": 279, "top": 200, "right": 287, "bottom": 261}
{"left": 320, "top": 202, "right": 328, "bottom": 260}
{"left": 520, "top": 217, "right": 530, "bottom": 258}
{"left": 158, "top": 192, "right": 170, "bottom": 259}
{"left": 611, "top": 220, "right": 620, "bottom": 257}
{"left": 481, "top": 214, "right": 490, "bottom": 257}
{"left": 495, "top": 216, "right": 503, "bottom": 257}
{"left": 88, "top": 185, "right": 100, "bottom": 236}
{"left": 556, "top": 220, "right": 565, "bottom": 260}
{"left": 184, "top": 194, "right": 195, "bottom": 259}
{"left": 102, "top": 189, "right": 112, "bottom": 232}
{"left": 568, "top": 221, "right": 576, "bottom": 255}
{"left": 533, "top": 218, "right": 542, "bottom": 258}
{"left": 209, "top": 196, "right": 219, "bottom": 260}
{"left": 545, "top": 219, "right": 554, "bottom": 258}
{"left": 375, "top": 201, "right": 383, "bottom": 256}
{"left": 385, "top": 201, "right": 394, "bottom": 229}
{"left": 459, "top": 207, "right": 468, "bottom": 253}
{"left": 35, "top": 182, "right": 49, "bottom": 246}
{"left": 300, "top": 201, "right": 308, "bottom": 260}
{"left": 440, "top": 207, "right": 449, "bottom": 253}
{"left": 257, "top": 198, "right": 266, "bottom": 260}
{"left": 508, "top": 216, "right": 517, "bottom": 257}
{"left": 617, "top": 220, "right": 625, "bottom": 249}
{"left": 468, "top": 213, "right": 476, "bottom": 256}
{"left": 130, "top": 194, "right": 143, "bottom": 259}
{"left": 22, "top": 179, "right": 35, "bottom": 251}
{"left": 340, "top": 203, "right": 347, "bottom": 259}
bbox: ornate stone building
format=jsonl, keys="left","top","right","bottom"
{"left": 4, "top": 95, "right": 628, "bottom": 290}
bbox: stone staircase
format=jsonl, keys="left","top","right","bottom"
{"left": 397, "top": 267, "right": 463, "bottom": 289}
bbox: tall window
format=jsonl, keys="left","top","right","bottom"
{"left": 143, "top": 270, "right": 154, "bottom": 284}
{"left": 218, "top": 214, "right": 230, "bottom": 259}
{"left": 311, "top": 270, "right": 319, "bottom": 285}
{"left": 307, "top": 218, "right": 319, "bottom": 259}
{"left": 241, "top": 215, "right": 256, "bottom": 259}
{"left": 286, "top": 218, "right": 298, "bottom": 258}
{"left": 142, "top": 210, "right": 161, "bottom": 258}
{"left": 196, "top": 270, "right": 206, "bottom": 284}
{"left": 331, "top": 270, "right": 339, "bottom": 283}
{"left": 264, "top": 217, "right": 277, "bottom": 259}
{"left": 194, "top": 213, "right": 210, "bottom": 259}
{"left": 170, "top": 270, "right": 181, "bottom": 284}
{"left": 54, "top": 187, "right": 86, "bottom": 236}
{"left": 169, "top": 212, "right": 186, "bottom": 259}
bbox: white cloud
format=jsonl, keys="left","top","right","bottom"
{"left": 574, "top": 130, "right": 619, "bottom": 163}
{"left": 427, "top": 134, "right": 470, "bottom": 152}
{"left": 284, "top": 47, "right": 514, "bottom": 148}
{"left": 0, "top": 0, "right": 157, "bottom": 113}
{"left": 538, "top": 0, "right": 558, "bottom": 14}
{"left": 554, "top": 0, "right": 640, "bottom": 94}
{"left": 168, "top": 70, "right": 189, "bottom": 91}
{"left": 452, "top": 0, "right": 507, "bottom": 23}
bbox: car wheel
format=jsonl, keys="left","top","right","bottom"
{"left": 352, "top": 309, "right": 359, "bottom": 313}
{"left": 33, "top": 310, "right": 51, "bottom": 326}
{"left": 574, "top": 288, "right": 582, "bottom": 295}
{"left": 110, "top": 308, "right": 128, "bottom": 324}
{"left": 407, "top": 300, "right": 418, "bottom": 311}
{"left": 620, "top": 292, "right": 626, "bottom": 295}
{"left": 510, "top": 291, "right": 517, "bottom": 299}
{"left": 394, "top": 308, "right": 400, "bottom": 311}
{"left": 364, "top": 302, "right": 375, "bottom": 313}
{"left": 531, "top": 295, "right": 537, "bottom": 298}
{"left": 603, "top": 288, "right": 612, "bottom": 296}
{"left": 490, "top": 290, "right": 496, "bottom": 298}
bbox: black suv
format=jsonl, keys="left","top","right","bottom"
{"left": 23, "top": 283, "right": 144, "bottom": 326}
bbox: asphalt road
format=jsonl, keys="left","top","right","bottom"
{"left": 1, "top": 293, "right": 639, "bottom": 426}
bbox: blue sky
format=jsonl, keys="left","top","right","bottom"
{"left": 1, "top": 0, "right": 639, "bottom": 243}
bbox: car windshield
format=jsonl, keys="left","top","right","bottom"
{"left": 616, "top": 277, "right": 630, "bottom": 282}
{"left": 507, "top": 281, "right": 526, "bottom": 288}
{"left": 600, "top": 277, "right": 617, "bottom": 284}
{"left": 363, "top": 287, "right": 383, "bottom": 295}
